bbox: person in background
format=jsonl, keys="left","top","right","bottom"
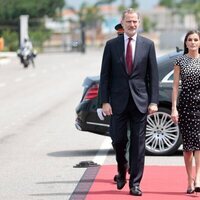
{"left": 22, "top": 38, "right": 33, "bottom": 51}
{"left": 99, "top": 8, "right": 159, "bottom": 196}
{"left": 171, "top": 30, "right": 200, "bottom": 194}
{"left": 115, "top": 23, "right": 124, "bottom": 36}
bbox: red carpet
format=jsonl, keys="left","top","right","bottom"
{"left": 85, "top": 165, "right": 199, "bottom": 200}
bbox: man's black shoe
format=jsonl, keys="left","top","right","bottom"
{"left": 130, "top": 186, "right": 142, "bottom": 196}
{"left": 114, "top": 167, "right": 129, "bottom": 182}
{"left": 116, "top": 175, "right": 126, "bottom": 190}
{"left": 113, "top": 174, "right": 118, "bottom": 182}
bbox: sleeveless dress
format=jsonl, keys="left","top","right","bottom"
{"left": 174, "top": 54, "right": 200, "bottom": 151}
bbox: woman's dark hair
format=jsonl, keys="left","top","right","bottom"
{"left": 183, "top": 30, "right": 200, "bottom": 54}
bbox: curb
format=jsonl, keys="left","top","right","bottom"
{"left": 0, "top": 52, "right": 16, "bottom": 65}
{"left": 0, "top": 52, "right": 16, "bottom": 57}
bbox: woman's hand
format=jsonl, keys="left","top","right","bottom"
{"left": 171, "top": 108, "right": 179, "bottom": 124}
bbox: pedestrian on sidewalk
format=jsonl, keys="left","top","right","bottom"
{"left": 171, "top": 30, "right": 200, "bottom": 194}
{"left": 99, "top": 8, "right": 159, "bottom": 196}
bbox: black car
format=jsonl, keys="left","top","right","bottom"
{"left": 75, "top": 49, "right": 183, "bottom": 156}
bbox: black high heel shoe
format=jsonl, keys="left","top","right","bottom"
{"left": 186, "top": 178, "right": 195, "bottom": 194}
{"left": 194, "top": 180, "right": 200, "bottom": 194}
{"left": 194, "top": 180, "right": 200, "bottom": 193}
{"left": 195, "top": 186, "right": 200, "bottom": 193}
{"left": 187, "top": 188, "right": 195, "bottom": 194}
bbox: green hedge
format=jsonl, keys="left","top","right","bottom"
{"left": 1, "top": 27, "right": 51, "bottom": 51}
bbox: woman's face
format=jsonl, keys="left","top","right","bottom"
{"left": 186, "top": 33, "right": 200, "bottom": 52}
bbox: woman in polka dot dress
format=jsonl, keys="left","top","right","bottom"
{"left": 171, "top": 30, "right": 200, "bottom": 194}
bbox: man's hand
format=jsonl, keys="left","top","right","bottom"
{"left": 148, "top": 104, "right": 158, "bottom": 115}
{"left": 102, "top": 103, "right": 112, "bottom": 116}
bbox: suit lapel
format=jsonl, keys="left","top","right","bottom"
{"left": 133, "top": 36, "right": 140, "bottom": 71}
{"left": 116, "top": 35, "right": 129, "bottom": 75}
{"left": 130, "top": 35, "right": 143, "bottom": 76}
{"left": 116, "top": 35, "right": 144, "bottom": 76}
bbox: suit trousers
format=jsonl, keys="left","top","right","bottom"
{"left": 110, "top": 95, "right": 147, "bottom": 187}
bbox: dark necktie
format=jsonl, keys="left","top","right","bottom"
{"left": 126, "top": 38, "right": 133, "bottom": 75}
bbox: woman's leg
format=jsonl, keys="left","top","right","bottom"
{"left": 183, "top": 151, "right": 194, "bottom": 190}
{"left": 194, "top": 150, "right": 200, "bottom": 187}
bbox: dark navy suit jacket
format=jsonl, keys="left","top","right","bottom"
{"left": 99, "top": 34, "right": 159, "bottom": 114}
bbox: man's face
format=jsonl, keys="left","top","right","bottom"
{"left": 121, "top": 12, "right": 140, "bottom": 37}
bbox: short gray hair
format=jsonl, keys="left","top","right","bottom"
{"left": 122, "top": 8, "right": 140, "bottom": 20}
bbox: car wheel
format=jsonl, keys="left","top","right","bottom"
{"left": 145, "top": 107, "right": 181, "bottom": 156}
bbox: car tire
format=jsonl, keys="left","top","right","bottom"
{"left": 145, "top": 107, "right": 182, "bottom": 156}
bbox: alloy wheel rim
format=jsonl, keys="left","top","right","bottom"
{"left": 146, "top": 111, "right": 179, "bottom": 154}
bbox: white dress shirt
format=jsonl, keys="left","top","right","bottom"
{"left": 124, "top": 33, "right": 137, "bottom": 63}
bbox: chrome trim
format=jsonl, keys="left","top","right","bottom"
{"left": 86, "top": 121, "right": 110, "bottom": 127}
{"left": 75, "top": 123, "right": 82, "bottom": 131}
{"left": 161, "top": 70, "right": 174, "bottom": 83}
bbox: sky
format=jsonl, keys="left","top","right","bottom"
{"left": 66, "top": 0, "right": 160, "bottom": 10}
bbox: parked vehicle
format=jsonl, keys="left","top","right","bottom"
{"left": 75, "top": 49, "right": 183, "bottom": 156}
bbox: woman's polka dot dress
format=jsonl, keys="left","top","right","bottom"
{"left": 174, "top": 54, "right": 200, "bottom": 151}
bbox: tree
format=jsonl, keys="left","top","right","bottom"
{"left": 159, "top": 0, "right": 174, "bottom": 8}
{"left": 142, "top": 16, "right": 155, "bottom": 32}
{"left": 95, "top": 0, "right": 117, "bottom": 6}
{"left": 158, "top": 0, "right": 200, "bottom": 29}
{"left": 129, "top": 0, "right": 138, "bottom": 9}
{"left": 0, "top": 0, "right": 65, "bottom": 51}
{"left": 0, "top": 0, "right": 65, "bottom": 21}
{"left": 79, "top": 3, "right": 103, "bottom": 30}
{"left": 77, "top": 2, "right": 104, "bottom": 49}
{"left": 175, "top": 0, "right": 200, "bottom": 29}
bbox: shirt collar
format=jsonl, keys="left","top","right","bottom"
{"left": 124, "top": 33, "right": 137, "bottom": 41}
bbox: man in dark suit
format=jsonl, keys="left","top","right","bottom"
{"left": 99, "top": 8, "right": 159, "bottom": 196}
